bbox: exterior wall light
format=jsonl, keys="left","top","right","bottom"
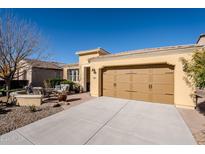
{"left": 92, "top": 68, "right": 96, "bottom": 74}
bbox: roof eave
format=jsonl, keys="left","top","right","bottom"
{"left": 89, "top": 44, "right": 204, "bottom": 62}
{"left": 196, "top": 34, "right": 205, "bottom": 44}
{"left": 63, "top": 63, "right": 79, "bottom": 68}
{"left": 32, "top": 66, "right": 63, "bottom": 70}
{"left": 75, "top": 48, "right": 110, "bottom": 56}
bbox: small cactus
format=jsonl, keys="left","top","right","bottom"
{"left": 29, "top": 105, "right": 37, "bottom": 112}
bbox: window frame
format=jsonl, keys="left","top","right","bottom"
{"left": 68, "top": 69, "right": 79, "bottom": 82}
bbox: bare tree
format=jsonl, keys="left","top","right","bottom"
{"left": 0, "top": 12, "right": 44, "bottom": 100}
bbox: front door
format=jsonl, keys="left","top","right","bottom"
{"left": 85, "top": 67, "right": 90, "bottom": 92}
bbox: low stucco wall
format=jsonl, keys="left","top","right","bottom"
{"left": 89, "top": 47, "right": 200, "bottom": 109}
{"left": 15, "top": 95, "right": 43, "bottom": 106}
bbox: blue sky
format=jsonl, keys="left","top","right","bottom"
{"left": 5, "top": 9, "right": 205, "bottom": 63}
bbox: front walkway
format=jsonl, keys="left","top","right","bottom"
{"left": 0, "top": 97, "right": 196, "bottom": 145}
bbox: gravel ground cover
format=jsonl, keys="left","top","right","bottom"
{"left": 0, "top": 92, "right": 93, "bottom": 136}
{"left": 178, "top": 107, "right": 205, "bottom": 145}
{"left": 0, "top": 105, "right": 63, "bottom": 135}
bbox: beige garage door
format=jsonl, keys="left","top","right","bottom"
{"left": 102, "top": 64, "right": 174, "bottom": 104}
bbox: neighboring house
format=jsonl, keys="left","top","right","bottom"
{"left": 19, "top": 59, "right": 64, "bottom": 87}
{"left": 63, "top": 34, "right": 205, "bottom": 109}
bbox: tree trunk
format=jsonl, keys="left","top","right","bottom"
{"left": 5, "top": 80, "right": 11, "bottom": 103}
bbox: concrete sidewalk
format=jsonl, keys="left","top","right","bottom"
{"left": 0, "top": 97, "right": 196, "bottom": 145}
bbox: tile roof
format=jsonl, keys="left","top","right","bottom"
{"left": 25, "top": 59, "right": 64, "bottom": 70}
{"left": 63, "top": 63, "right": 79, "bottom": 68}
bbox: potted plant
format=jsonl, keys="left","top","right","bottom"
{"left": 58, "top": 91, "right": 67, "bottom": 102}
{"left": 73, "top": 83, "right": 81, "bottom": 93}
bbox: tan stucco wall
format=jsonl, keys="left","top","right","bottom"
{"left": 18, "top": 68, "right": 32, "bottom": 82}
{"left": 78, "top": 52, "right": 102, "bottom": 91}
{"left": 76, "top": 48, "right": 110, "bottom": 91}
{"left": 18, "top": 63, "right": 32, "bottom": 84}
{"left": 89, "top": 47, "right": 201, "bottom": 109}
{"left": 63, "top": 67, "right": 68, "bottom": 80}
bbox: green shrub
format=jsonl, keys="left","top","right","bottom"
{"left": 73, "top": 83, "right": 81, "bottom": 93}
{"left": 61, "top": 80, "right": 77, "bottom": 91}
{"left": 0, "top": 88, "right": 5, "bottom": 91}
{"left": 60, "top": 80, "right": 74, "bottom": 85}
{"left": 43, "top": 78, "right": 81, "bottom": 92}
{"left": 29, "top": 105, "right": 37, "bottom": 112}
{"left": 181, "top": 48, "right": 205, "bottom": 89}
{"left": 50, "top": 78, "right": 65, "bottom": 88}
{"left": 60, "top": 80, "right": 74, "bottom": 89}
{"left": 44, "top": 78, "right": 66, "bottom": 88}
{"left": 43, "top": 79, "right": 51, "bottom": 88}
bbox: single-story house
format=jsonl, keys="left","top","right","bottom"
{"left": 64, "top": 34, "right": 205, "bottom": 109}
{"left": 19, "top": 59, "right": 64, "bottom": 87}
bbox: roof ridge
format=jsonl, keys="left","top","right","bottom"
{"left": 25, "top": 59, "right": 64, "bottom": 69}
{"left": 116, "top": 44, "right": 197, "bottom": 55}
{"left": 63, "top": 63, "right": 79, "bottom": 68}
{"left": 89, "top": 44, "right": 204, "bottom": 62}
{"left": 76, "top": 47, "right": 110, "bottom": 55}
{"left": 25, "top": 58, "right": 64, "bottom": 64}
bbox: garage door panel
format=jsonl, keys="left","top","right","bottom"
{"left": 103, "top": 81, "right": 115, "bottom": 90}
{"left": 103, "top": 89, "right": 115, "bottom": 97}
{"left": 103, "top": 74, "right": 115, "bottom": 82}
{"left": 116, "top": 69, "right": 131, "bottom": 74}
{"left": 102, "top": 64, "right": 174, "bottom": 104}
{"left": 132, "top": 74, "right": 150, "bottom": 83}
{"left": 116, "top": 74, "right": 130, "bottom": 81}
{"left": 152, "top": 67, "right": 174, "bottom": 74}
{"left": 131, "top": 92, "right": 151, "bottom": 102}
{"left": 132, "top": 68, "right": 150, "bottom": 74}
{"left": 152, "top": 94, "right": 174, "bottom": 104}
{"left": 152, "top": 84, "right": 174, "bottom": 93}
{"left": 116, "top": 82, "right": 131, "bottom": 91}
{"left": 132, "top": 83, "right": 150, "bottom": 92}
{"left": 152, "top": 74, "right": 174, "bottom": 84}
{"left": 103, "top": 69, "right": 116, "bottom": 75}
{"left": 116, "top": 90, "right": 131, "bottom": 99}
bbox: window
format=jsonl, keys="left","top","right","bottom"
{"left": 68, "top": 69, "right": 79, "bottom": 82}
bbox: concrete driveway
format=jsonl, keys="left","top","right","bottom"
{"left": 0, "top": 97, "right": 196, "bottom": 145}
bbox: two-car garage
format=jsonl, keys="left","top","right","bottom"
{"left": 88, "top": 45, "right": 202, "bottom": 108}
{"left": 102, "top": 64, "right": 174, "bottom": 104}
